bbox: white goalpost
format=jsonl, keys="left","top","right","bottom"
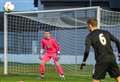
{"left": 4, "top": 13, "right": 8, "bottom": 75}
{"left": 3, "top": 6, "right": 120, "bottom": 75}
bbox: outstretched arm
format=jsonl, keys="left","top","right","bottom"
{"left": 83, "top": 36, "right": 91, "bottom": 62}
{"left": 80, "top": 36, "right": 91, "bottom": 69}
{"left": 109, "top": 32, "right": 120, "bottom": 60}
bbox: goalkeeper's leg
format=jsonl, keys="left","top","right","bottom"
{"left": 40, "top": 60, "right": 46, "bottom": 78}
{"left": 40, "top": 54, "right": 50, "bottom": 79}
{"left": 53, "top": 54, "right": 64, "bottom": 79}
{"left": 54, "top": 61, "right": 64, "bottom": 76}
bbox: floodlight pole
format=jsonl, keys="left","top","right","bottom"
{"left": 90, "top": 0, "right": 92, "bottom": 7}
{"left": 38, "top": 0, "right": 43, "bottom": 10}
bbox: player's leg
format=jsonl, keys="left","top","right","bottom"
{"left": 40, "top": 59, "right": 46, "bottom": 79}
{"left": 108, "top": 61, "right": 120, "bottom": 82}
{"left": 93, "top": 63, "right": 108, "bottom": 82}
{"left": 115, "top": 76, "right": 120, "bottom": 82}
{"left": 54, "top": 61, "right": 64, "bottom": 76}
{"left": 40, "top": 53, "right": 51, "bottom": 79}
{"left": 53, "top": 53, "right": 64, "bottom": 79}
{"left": 93, "top": 79, "right": 100, "bottom": 82}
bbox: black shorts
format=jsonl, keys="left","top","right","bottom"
{"left": 93, "top": 61, "right": 120, "bottom": 80}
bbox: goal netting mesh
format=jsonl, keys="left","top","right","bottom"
{"left": 101, "top": 9, "right": 120, "bottom": 54}
{"left": 1, "top": 7, "right": 120, "bottom": 76}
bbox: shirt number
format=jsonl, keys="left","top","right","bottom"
{"left": 99, "top": 33, "right": 107, "bottom": 46}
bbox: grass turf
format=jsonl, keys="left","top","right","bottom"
{"left": 0, "top": 63, "right": 118, "bottom": 82}
{"left": 0, "top": 73, "right": 115, "bottom": 82}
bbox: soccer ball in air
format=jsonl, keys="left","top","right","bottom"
{"left": 4, "top": 1, "right": 15, "bottom": 13}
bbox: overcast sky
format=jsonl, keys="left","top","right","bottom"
{"left": 0, "top": 0, "right": 37, "bottom": 11}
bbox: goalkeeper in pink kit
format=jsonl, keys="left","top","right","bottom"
{"left": 39, "top": 31, "right": 64, "bottom": 79}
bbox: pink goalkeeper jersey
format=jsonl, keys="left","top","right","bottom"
{"left": 41, "top": 38, "right": 60, "bottom": 53}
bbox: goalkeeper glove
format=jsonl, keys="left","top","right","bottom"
{"left": 40, "top": 49, "right": 44, "bottom": 54}
{"left": 57, "top": 51, "right": 60, "bottom": 54}
{"left": 118, "top": 53, "right": 120, "bottom": 61}
{"left": 80, "top": 62, "right": 86, "bottom": 70}
{"left": 39, "top": 49, "right": 44, "bottom": 60}
{"left": 57, "top": 51, "right": 61, "bottom": 60}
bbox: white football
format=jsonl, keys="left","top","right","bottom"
{"left": 4, "top": 1, "right": 15, "bottom": 12}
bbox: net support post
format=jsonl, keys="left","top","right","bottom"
{"left": 4, "top": 13, "right": 8, "bottom": 75}
{"left": 97, "top": 6, "right": 101, "bottom": 29}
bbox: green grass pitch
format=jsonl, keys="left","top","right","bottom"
{"left": 0, "top": 63, "right": 117, "bottom": 82}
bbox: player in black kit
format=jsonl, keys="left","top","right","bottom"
{"left": 80, "top": 19, "right": 120, "bottom": 82}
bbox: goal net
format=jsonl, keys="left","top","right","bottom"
{"left": 101, "top": 9, "right": 120, "bottom": 55}
{"left": 2, "top": 6, "right": 120, "bottom": 76}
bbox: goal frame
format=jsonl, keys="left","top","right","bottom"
{"left": 4, "top": 6, "right": 101, "bottom": 75}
